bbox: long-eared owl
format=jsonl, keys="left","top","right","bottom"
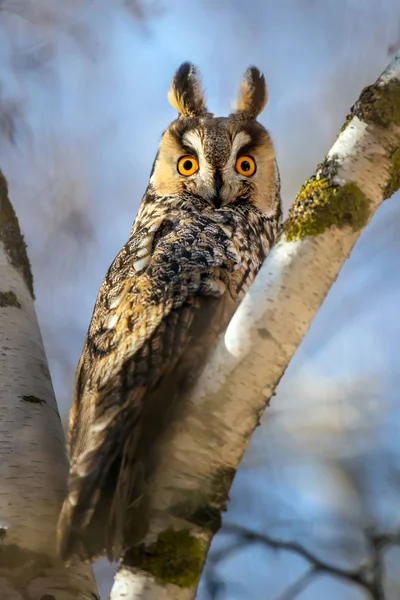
{"left": 57, "top": 62, "right": 282, "bottom": 563}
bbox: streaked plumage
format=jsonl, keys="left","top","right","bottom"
{"left": 57, "top": 62, "right": 282, "bottom": 563}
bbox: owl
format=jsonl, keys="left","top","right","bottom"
{"left": 57, "top": 62, "right": 282, "bottom": 563}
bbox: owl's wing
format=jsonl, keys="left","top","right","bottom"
{"left": 57, "top": 213, "right": 243, "bottom": 563}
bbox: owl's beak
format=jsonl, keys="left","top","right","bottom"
{"left": 212, "top": 169, "right": 223, "bottom": 208}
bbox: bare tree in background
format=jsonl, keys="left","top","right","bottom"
{"left": 0, "top": 0, "right": 150, "bottom": 145}
{"left": 0, "top": 0, "right": 94, "bottom": 144}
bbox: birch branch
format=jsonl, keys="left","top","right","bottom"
{"left": 0, "top": 172, "right": 99, "bottom": 598}
{"left": 110, "top": 55, "right": 400, "bottom": 599}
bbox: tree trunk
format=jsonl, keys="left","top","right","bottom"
{"left": 109, "top": 55, "right": 400, "bottom": 599}
{"left": 0, "top": 172, "right": 99, "bottom": 598}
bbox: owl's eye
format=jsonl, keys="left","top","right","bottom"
{"left": 177, "top": 156, "right": 199, "bottom": 176}
{"left": 235, "top": 155, "right": 256, "bottom": 177}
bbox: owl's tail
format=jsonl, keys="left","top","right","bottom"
{"left": 57, "top": 404, "right": 145, "bottom": 564}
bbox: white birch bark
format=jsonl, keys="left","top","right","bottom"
{"left": 110, "top": 55, "right": 400, "bottom": 599}
{"left": 0, "top": 175, "right": 99, "bottom": 599}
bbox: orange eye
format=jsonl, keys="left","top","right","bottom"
{"left": 177, "top": 156, "right": 199, "bottom": 176}
{"left": 235, "top": 155, "right": 256, "bottom": 177}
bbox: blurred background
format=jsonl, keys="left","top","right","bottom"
{"left": 1, "top": 0, "right": 400, "bottom": 597}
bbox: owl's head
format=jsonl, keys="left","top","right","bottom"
{"left": 149, "top": 62, "right": 279, "bottom": 218}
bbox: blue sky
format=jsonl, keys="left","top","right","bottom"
{"left": 1, "top": 1, "right": 400, "bottom": 597}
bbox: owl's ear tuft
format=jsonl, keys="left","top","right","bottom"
{"left": 168, "top": 62, "right": 209, "bottom": 117}
{"left": 232, "top": 66, "right": 268, "bottom": 119}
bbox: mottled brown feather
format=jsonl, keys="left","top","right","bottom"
{"left": 57, "top": 62, "right": 282, "bottom": 564}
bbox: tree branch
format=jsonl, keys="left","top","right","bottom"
{"left": 203, "top": 524, "right": 399, "bottom": 600}
{"left": 0, "top": 171, "right": 99, "bottom": 597}
{"left": 217, "top": 525, "right": 369, "bottom": 585}
{"left": 109, "top": 54, "right": 400, "bottom": 599}
{"left": 275, "top": 568, "right": 316, "bottom": 600}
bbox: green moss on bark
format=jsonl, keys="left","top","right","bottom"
{"left": 341, "top": 79, "right": 400, "bottom": 134}
{"left": 125, "top": 528, "right": 203, "bottom": 587}
{"left": 0, "top": 543, "right": 52, "bottom": 570}
{"left": 0, "top": 291, "right": 21, "bottom": 308}
{"left": 283, "top": 176, "right": 370, "bottom": 241}
{"left": 0, "top": 172, "right": 34, "bottom": 298}
{"left": 384, "top": 148, "right": 400, "bottom": 199}
{"left": 359, "top": 79, "right": 400, "bottom": 127}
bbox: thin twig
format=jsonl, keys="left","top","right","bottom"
{"left": 223, "top": 524, "right": 368, "bottom": 586}
{"left": 204, "top": 524, "right": 399, "bottom": 600}
{"left": 274, "top": 568, "right": 317, "bottom": 600}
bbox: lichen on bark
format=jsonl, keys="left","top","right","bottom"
{"left": 353, "top": 79, "right": 400, "bottom": 127}
{"left": 0, "top": 172, "right": 34, "bottom": 298}
{"left": 0, "top": 291, "right": 21, "bottom": 308}
{"left": 384, "top": 147, "right": 400, "bottom": 199}
{"left": 124, "top": 528, "right": 204, "bottom": 587}
{"left": 283, "top": 157, "right": 370, "bottom": 241}
{"left": 341, "top": 78, "right": 400, "bottom": 135}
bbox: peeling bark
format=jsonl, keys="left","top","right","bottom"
{"left": 110, "top": 54, "right": 400, "bottom": 598}
{"left": 0, "top": 173, "right": 99, "bottom": 598}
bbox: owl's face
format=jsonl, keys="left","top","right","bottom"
{"left": 149, "top": 63, "right": 279, "bottom": 218}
